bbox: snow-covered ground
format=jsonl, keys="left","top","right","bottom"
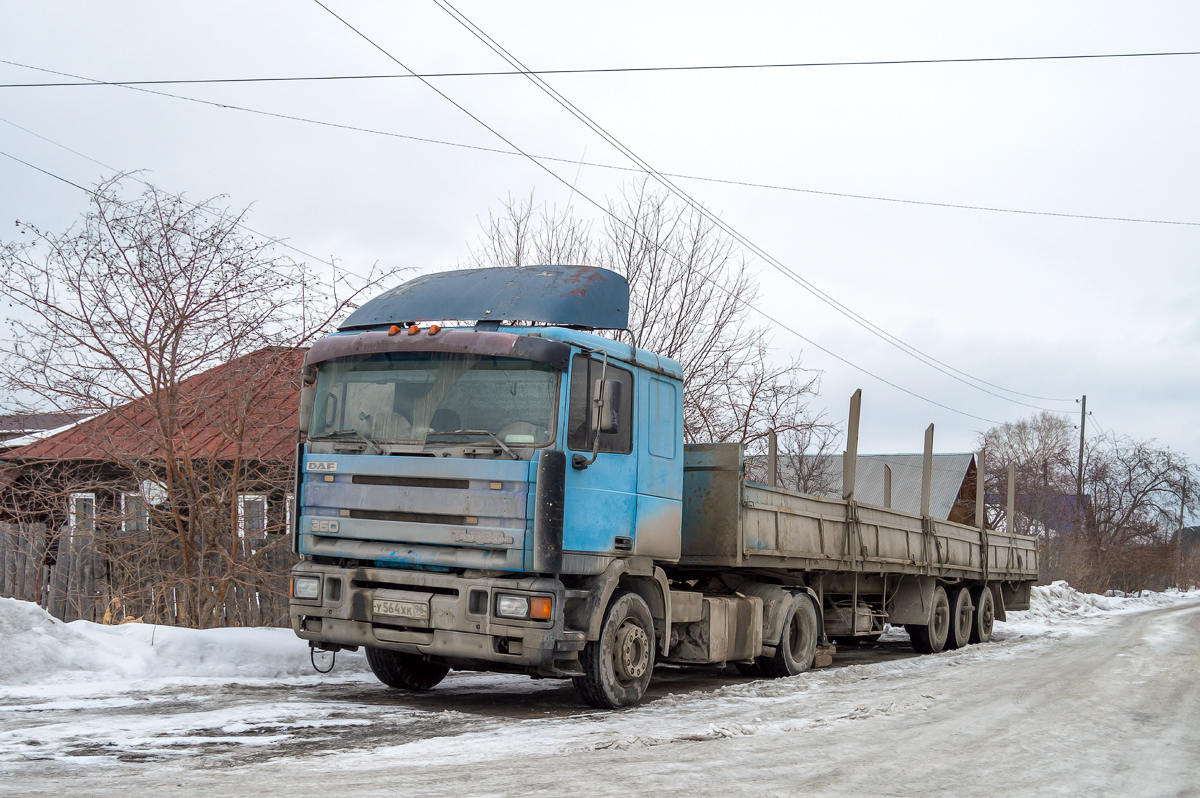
{"left": 2, "top": 583, "right": 1198, "bottom": 797}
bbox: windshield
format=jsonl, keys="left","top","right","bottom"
{"left": 310, "top": 352, "right": 560, "bottom": 447}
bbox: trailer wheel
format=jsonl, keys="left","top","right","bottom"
{"left": 573, "top": 590, "right": 655, "bottom": 709}
{"left": 969, "top": 585, "right": 995, "bottom": 644}
{"left": 945, "top": 587, "right": 973, "bottom": 650}
{"left": 364, "top": 646, "right": 450, "bottom": 690}
{"left": 759, "top": 594, "right": 818, "bottom": 678}
{"left": 906, "top": 585, "right": 950, "bottom": 654}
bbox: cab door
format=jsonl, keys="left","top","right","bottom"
{"left": 561, "top": 353, "right": 637, "bottom": 556}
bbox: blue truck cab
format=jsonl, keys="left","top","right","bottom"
{"left": 290, "top": 265, "right": 687, "bottom": 706}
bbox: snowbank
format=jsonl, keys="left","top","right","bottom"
{"left": 2, "top": 582, "right": 1194, "bottom": 691}
{"left": 0, "top": 596, "right": 365, "bottom": 690}
{"left": 1013, "top": 581, "right": 1195, "bottom": 622}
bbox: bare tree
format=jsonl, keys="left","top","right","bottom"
{"left": 465, "top": 180, "right": 835, "bottom": 457}
{"left": 978, "top": 411, "right": 1077, "bottom": 541}
{"left": 0, "top": 175, "right": 399, "bottom": 626}
{"left": 978, "top": 411, "right": 1198, "bottom": 592}
{"left": 1078, "top": 432, "right": 1197, "bottom": 592}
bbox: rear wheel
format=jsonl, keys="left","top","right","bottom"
{"left": 759, "top": 594, "right": 819, "bottom": 677}
{"left": 364, "top": 646, "right": 449, "bottom": 690}
{"left": 906, "top": 585, "right": 950, "bottom": 654}
{"left": 969, "top": 585, "right": 995, "bottom": 644}
{"left": 945, "top": 587, "right": 973, "bottom": 650}
{"left": 573, "top": 591, "right": 656, "bottom": 708}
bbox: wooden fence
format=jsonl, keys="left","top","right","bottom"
{"left": 0, "top": 521, "right": 294, "bottom": 627}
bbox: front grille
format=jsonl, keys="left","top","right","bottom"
{"left": 352, "top": 579, "right": 460, "bottom": 597}
{"left": 349, "top": 508, "right": 478, "bottom": 525}
{"left": 352, "top": 474, "right": 469, "bottom": 490}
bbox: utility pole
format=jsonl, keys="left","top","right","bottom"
{"left": 1043, "top": 461, "right": 1050, "bottom": 573}
{"left": 1076, "top": 395, "right": 1088, "bottom": 537}
{"left": 1179, "top": 476, "right": 1189, "bottom": 590}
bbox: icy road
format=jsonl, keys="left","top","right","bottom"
{"left": 2, "top": 585, "right": 1197, "bottom": 797}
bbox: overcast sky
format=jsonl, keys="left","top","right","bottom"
{"left": 2, "top": 1, "right": 1197, "bottom": 462}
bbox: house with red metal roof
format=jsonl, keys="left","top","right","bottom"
{"left": 0, "top": 347, "right": 305, "bottom": 626}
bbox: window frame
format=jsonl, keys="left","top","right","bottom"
{"left": 120, "top": 491, "right": 150, "bottom": 536}
{"left": 566, "top": 353, "right": 635, "bottom": 455}
{"left": 237, "top": 493, "right": 269, "bottom": 541}
{"left": 68, "top": 492, "right": 96, "bottom": 540}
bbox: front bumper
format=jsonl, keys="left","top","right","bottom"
{"left": 289, "top": 561, "right": 586, "bottom": 676}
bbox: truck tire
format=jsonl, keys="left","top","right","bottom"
{"left": 906, "top": 585, "right": 950, "bottom": 654}
{"left": 758, "top": 594, "right": 818, "bottom": 678}
{"left": 945, "top": 587, "right": 973, "bottom": 650}
{"left": 573, "top": 590, "right": 656, "bottom": 709}
{"left": 364, "top": 646, "right": 450, "bottom": 690}
{"left": 969, "top": 585, "right": 995, "bottom": 644}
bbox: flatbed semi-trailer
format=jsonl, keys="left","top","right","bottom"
{"left": 289, "top": 265, "right": 1039, "bottom": 707}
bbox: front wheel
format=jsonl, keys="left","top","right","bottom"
{"left": 364, "top": 646, "right": 450, "bottom": 690}
{"left": 573, "top": 590, "right": 656, "bottom": 708}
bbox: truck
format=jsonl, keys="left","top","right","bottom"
{"left": 288, "top": 265, "right": 1039, "bottom": 708}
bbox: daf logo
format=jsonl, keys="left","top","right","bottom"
{"left": 306, "top": 461, "right": 338, "bottom": 472}
{"left": 311, "top": 519, "right": 340, "bottom": 533}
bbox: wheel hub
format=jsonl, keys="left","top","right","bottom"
{"left": 614, "top": 622, "right": 650, "bottom": 682}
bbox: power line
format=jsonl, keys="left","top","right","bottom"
{"left": 309, "top": 0, "right": 1002, "bottom": 425}
{"left": 4, "top": 49, "right": 1200, "bottom": 88}
{"left": 0, "top": 118, "right": 374, "bottom": 290}
{"left": 4, "top": 58, "right": 1196, "bottom": 231}
{"left": 428, "top": 0, "right": 1075, "bottom": 410}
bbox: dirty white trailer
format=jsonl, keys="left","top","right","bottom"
{"left": 661, "top": 440, "right": 1039, "bottom": 670}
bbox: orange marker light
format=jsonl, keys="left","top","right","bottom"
{"left": 388, "top": 325, "right": 401, "bottom": 336}
{"left": 408, "top": 325, "right": 420, "bottom": 335}
{"left": 529, "top": 596, "right": 553, "bottom": 620}
{"left": 428, "top": 324, "right": 441, "bottom": 335}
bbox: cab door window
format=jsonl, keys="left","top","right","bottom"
{"left": 567, "top": 354, "right": 633, "bottom": 454}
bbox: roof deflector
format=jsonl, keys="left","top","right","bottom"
{"left": 338, "top": 265, "right": 629, "bottom": 331}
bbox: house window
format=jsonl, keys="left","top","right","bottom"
{"left": 68, "top": 492, "right": 96, "bottom": 539}
{"left": 238, "top": 494, "right": 268, "bottom": 540}
{"left": 121, "top": 492, "right": 149, "bottom": 535}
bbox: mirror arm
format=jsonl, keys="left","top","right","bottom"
{"left": 572, "top": 350, "right": 608, "bottom": 470}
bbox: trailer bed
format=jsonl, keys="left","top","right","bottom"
{"left": 678, "top": 443, "right": 1038, "bottom": 582}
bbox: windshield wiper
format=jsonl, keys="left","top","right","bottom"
{"left": 432, "top": 429, "right": 520, "bottom": 460}
{"left": 310, "top": 429, "right": 383, "bottom": 455}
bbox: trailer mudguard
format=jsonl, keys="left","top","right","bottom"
{"left": 738, "top": 582, "right": 823, "bottom": 649}
{"left": 886, "top": 575, "right": 937, "bottom": 626}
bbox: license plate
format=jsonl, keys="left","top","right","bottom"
{"left": 373, "top": 598, "right": 429, "bottom": 621}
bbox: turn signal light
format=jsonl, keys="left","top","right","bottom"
{"left": 529, "top": 597, "right": 553, "bottom": 620}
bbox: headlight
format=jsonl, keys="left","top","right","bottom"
{"left": 293, "top": 576, "right": 320, "bottom": 600}
{"left": 495, "top": 594, "right": 529, "bottom": 619}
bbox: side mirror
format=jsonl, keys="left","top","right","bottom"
{"left": 298, "top": 386, "right": 316, "bottom": 434}
{"left": 592, "top": 378, "right": 621, "bottom": 435}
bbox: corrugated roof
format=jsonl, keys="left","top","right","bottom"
{"left": 2, "top": 348, "right": 304, "bottom": 463}
{"left": 758, "top": 453, "right": 976, "bottom": 520}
